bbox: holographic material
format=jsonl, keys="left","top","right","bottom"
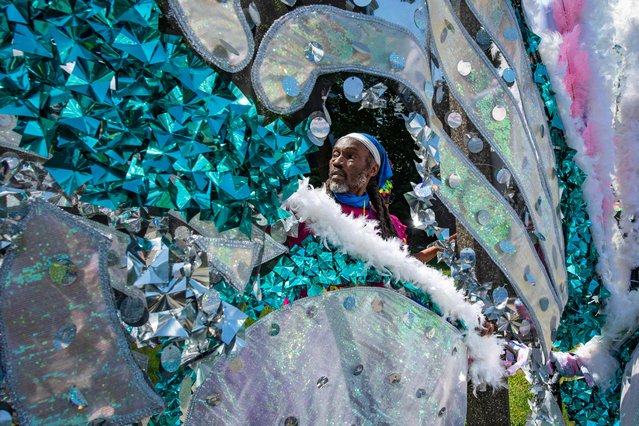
{"left": 0, "top": 200, "right": 163, "bottom": 424}
{"left": 252, "top": 6, "right": 433, "bottom": 114}
{"left": 187, "top": 287, "right": 467, "bottom": 425}
{"left": 462, "top": 0, "right": 566, "bottom": 308}
{"left": 427, "top": 0, "right": 567, "bottom": 308}
{"left": 0, "top": 114, "right": 36, "bottom": 158}
{"left": 621, "top": 344, "right": 639, "bottom": 426}
{"left": 168, "top": 0, "right": 254, "bottom": 72}
{"left": 364, "top": 0, "right": 426, "bottom": 41}
{"left": 196, "top": 237, "right": 261, "bottom": 293}
{"left": 436, "top": 133, "right": 560, "bottom": 353}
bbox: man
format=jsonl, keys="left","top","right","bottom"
{"left": 290, "top": 132, "right": 444, "bottom": 264}
{"left": 327, "top": 132, "right": 455, "bottom": 263}
{"left": 283, "top": 131, "right": 448, "bottom": 307}
{"left": 287, "top": 132, "right": 406, "bottom": 246}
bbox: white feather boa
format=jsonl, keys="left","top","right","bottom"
{"left": 284, "top": 179, "right": 505, "bottom": 388}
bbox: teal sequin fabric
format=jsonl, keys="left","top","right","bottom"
{"left": 0, "top": 0, "right": 315, "bottom": 235}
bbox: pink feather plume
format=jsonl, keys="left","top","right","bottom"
{"left": 552, "top": 0, "right": 585, "bottom": 34}
{"left": 558, "top": 26, "right": 590, "bottom": 119}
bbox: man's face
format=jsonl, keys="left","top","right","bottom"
{"left": 328, "top": 137, "right": 379, "bottom": 195}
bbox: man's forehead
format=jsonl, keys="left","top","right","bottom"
{"left": 333, "top": 137, "right": 368, "bottom": 152}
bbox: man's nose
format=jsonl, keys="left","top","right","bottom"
{"left": 331, "top": 154, "right": 344, "bottom": 168}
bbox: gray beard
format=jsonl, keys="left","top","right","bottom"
{"left": 328, "top": 179, "right": 349, "bottom": 193}
{"left": 328, "top": 173, "right": 370, "bottom": 194}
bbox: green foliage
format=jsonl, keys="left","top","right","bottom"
{"left": 508, "top": 371, "right": 532, "bottom": 425}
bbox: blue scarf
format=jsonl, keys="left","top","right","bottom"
{"left": 334, "top": 192, "right": 371, "bottom": 212}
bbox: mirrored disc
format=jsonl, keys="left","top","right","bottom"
{"left": 457, "top": 60, "right": 472, "bottom": 76}
{"left": 476, "top": 28, "right": 491, "bottom": 49}
{"left": 424, "top": 81, "right": 434, "bottom": 99}
{"left": 0, "top": 114, "right": 17, "bottom": 131}
{"left": 247, "top": 2, "right": 261, "bottom": 27}
{"left": 435, "top": 83, "right": 445, "bottom": 104}
{"left": 446, "top": 111, "right": 463, "bottom": 128}
{"left": 270, "top": 220, "right": 289, "bottom": 243}
{"left": 491, "top": 105, "right": 507, "bottom": 121}
{"left": 466, "top": 135, "right": 483, "bottom": 153}
{"left": 309, "top": 116, "right": 330, "bottom": 139}
{"left": 447, "top": 173, "right": 462, "bottom": 188}
{"left": 504, "top": 27, "right": 518, "bottom": 40}
{"left": 281, "top": 76, "right": 300, "bottom": 97}
{"left": 306, "top": 129, "right": 325, "bottom": 146}
{"left": 498, "top": 240, "right": 516, "bottom": 254}
{"left": 119, "top": 295, "right": 148, "bottom": 326}
{"left": 219, "top": 39, "right": 240, "bottom": 56}
{"left": 539, "top": 297, "right": 549, "bottom": 312}
{"left": 440, "top": 27, "right": 448, "bottom": 43}
{"left": 351, "top": 41, "right": 371, "bottom": 56}
{"left": 0, "top": 410, "right": 11, "bottom": 425}
{"left": 414, "top": 8, "right": 427, "bottom": 31}
{"left": 459, "top": 248, "right": 476, "bottom": 267}
{"left": 389, "top": 52, "right": 406, "bottom": 71}
{"left": 161, "top": 344, "right": 182, "bottom": 373}
{"left": 495, "top": 168, "right": 511, "bottom": 184}
{"left": 524, "top": 265, "right": 536, "bottom": 285}
{"left": 493, "top": 287, "right": 508, "bottom": 309}
{"left": 343, "top": 76, "right": 364, "bottom": 102}
{"left": 48, "top": 255, "right": 78, "bottom": 286}
{"left": 475, "top": 210, "right": 491, "bottom": 226}
{"left": 502, "top": 68, "right": 516, "bottom": 84}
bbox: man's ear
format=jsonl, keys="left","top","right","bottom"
{"left": 368, "top": 163, "right": 380, "bottom": 178}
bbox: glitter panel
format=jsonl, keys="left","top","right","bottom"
{"left": 464, "top": 0, "right": 558, "bottom": 196}
{"left": 187, "top": 287, "right": 466, "bottom": 425}
{"left": 252, "top": 6, "right": 432, "bottom": 114}
{"left": 168, "top": 0, "right": 254, "bottom": 72}
{"left": 428, "top": 0, "right": 567, "bottom": 308}
{"left": 437, "top": 134, "right": 560, "bottom": 353}
{"left": 0, "top": 201, "right": 163, "bottom": 424}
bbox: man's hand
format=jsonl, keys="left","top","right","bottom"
{"left": 414, "top": 233, "right": 457, "bottom": 264}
